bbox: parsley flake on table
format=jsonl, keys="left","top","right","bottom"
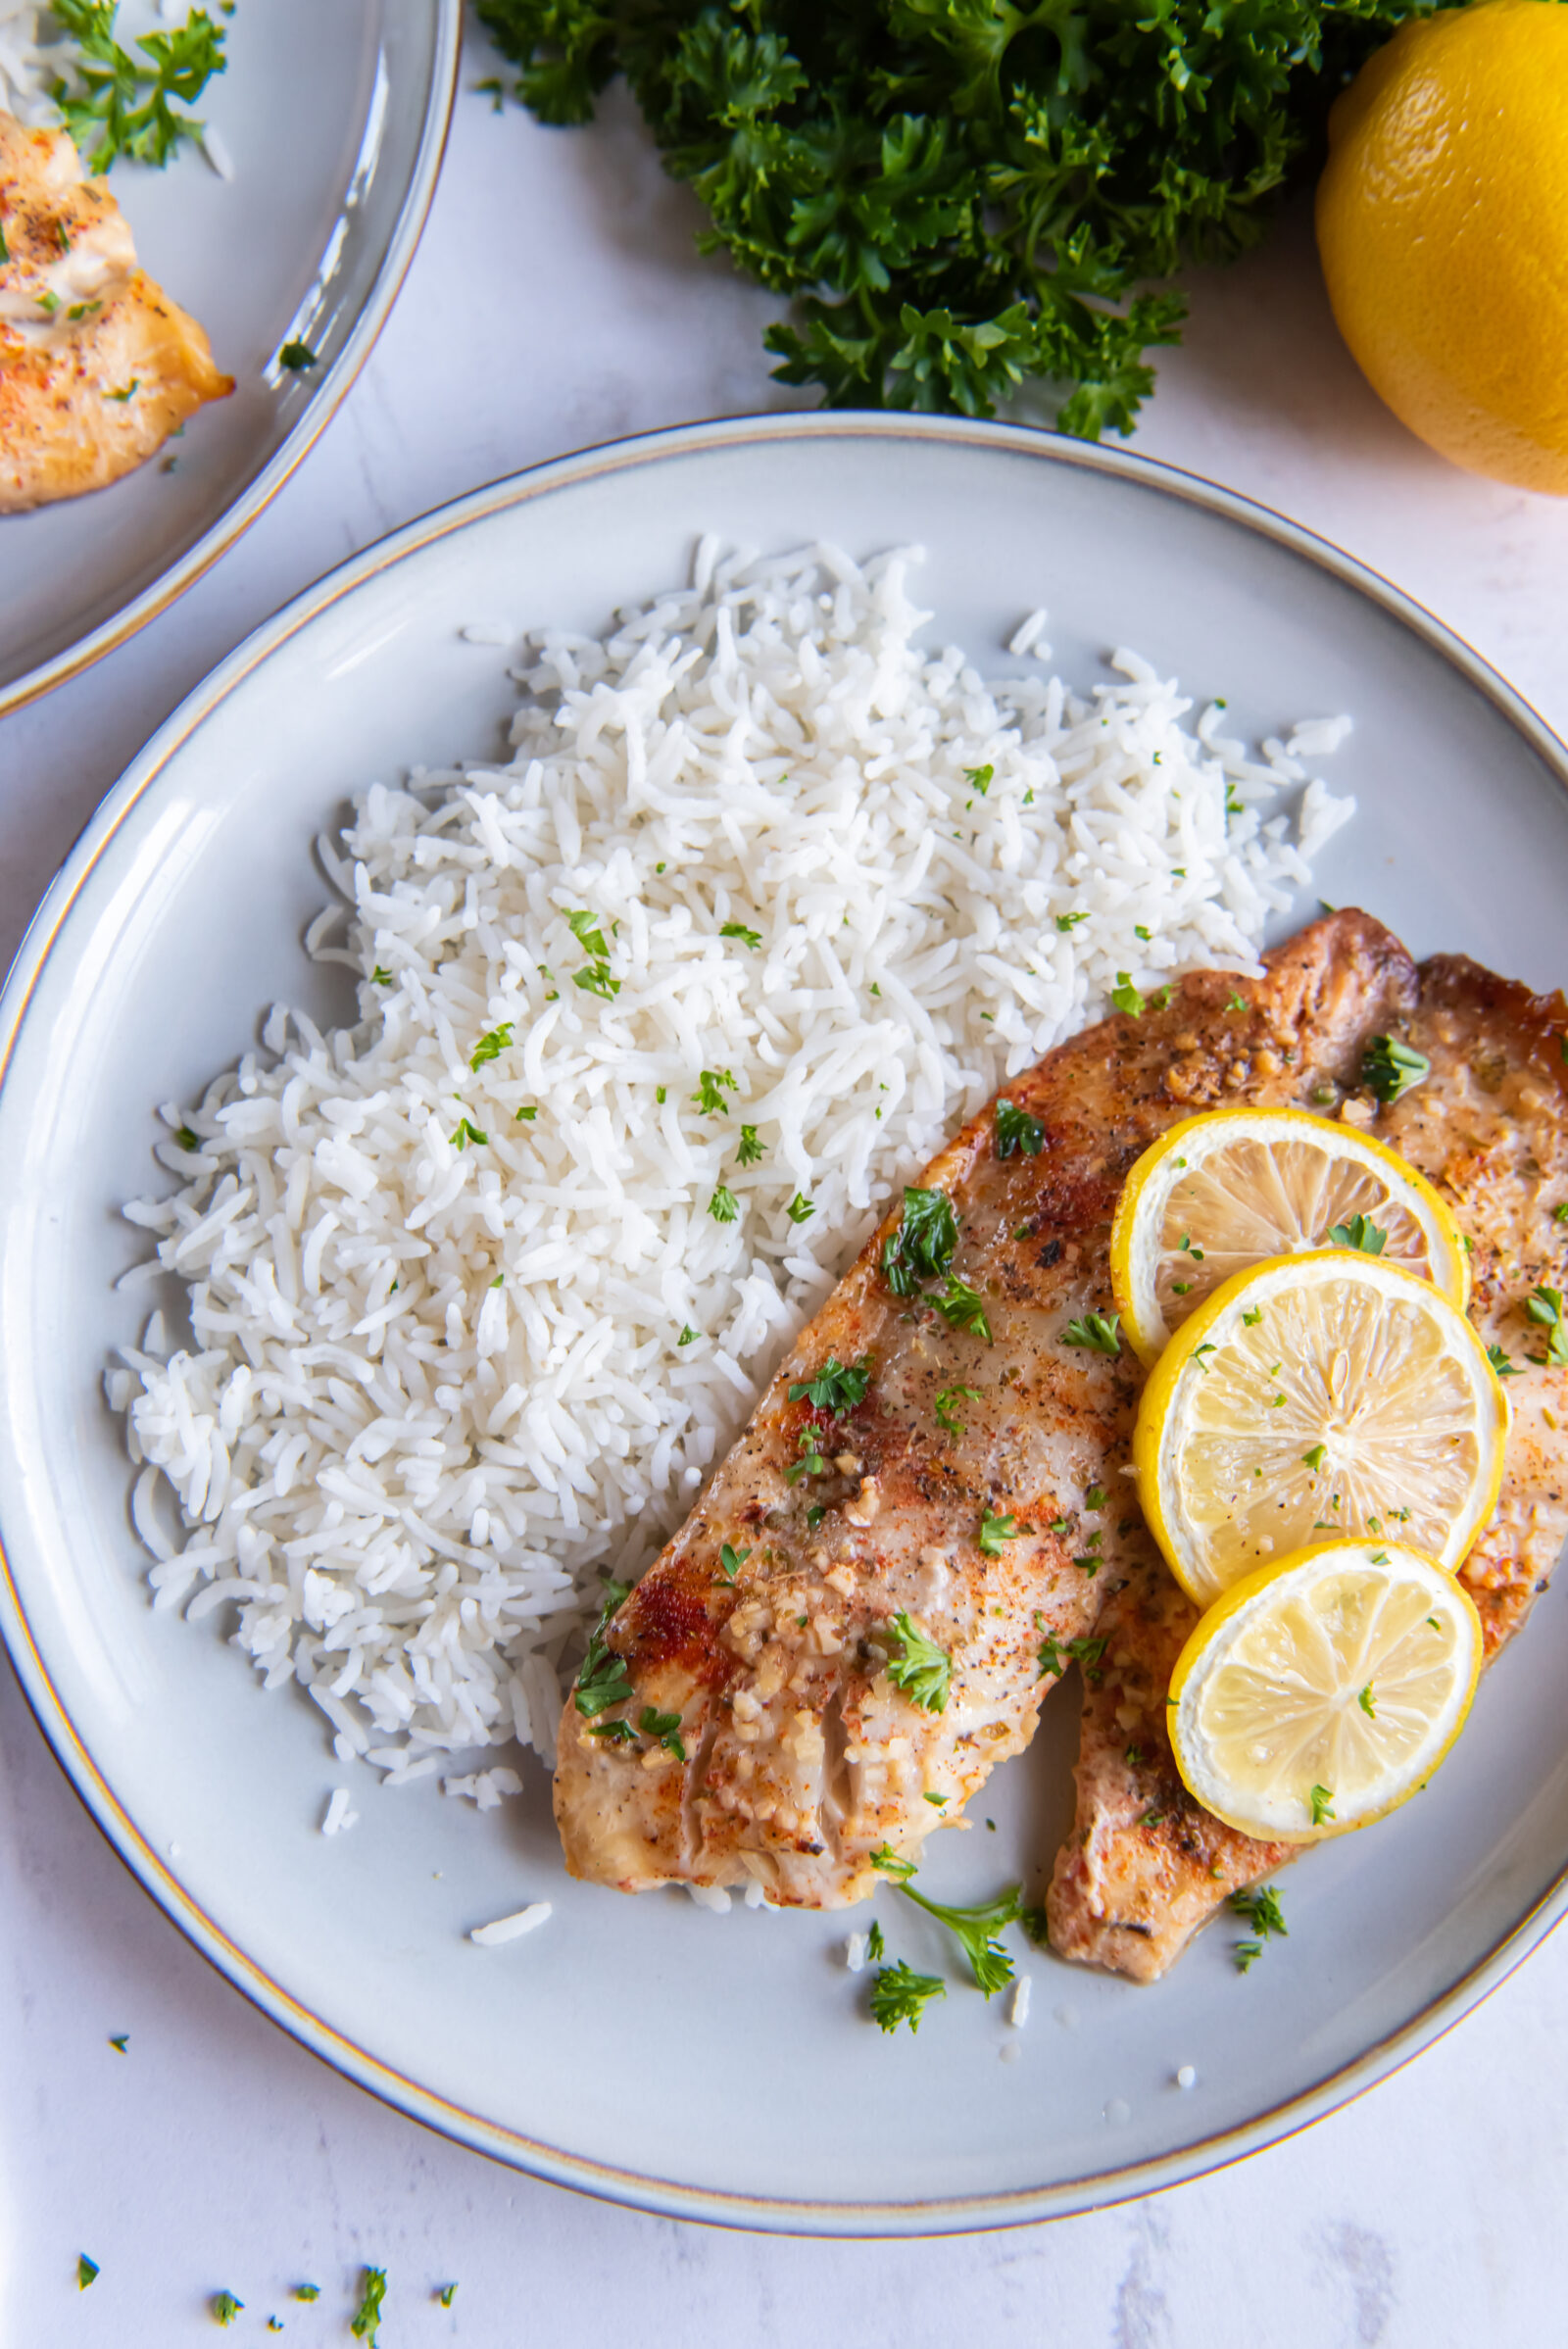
{"left": 109, "top": 2032, "right": 128, "bottom": 2051}
{"left": 351, "top": 2268, "right": 388, "bottom": 2344}
{"left": 438, "top": 2283, "right": 459, "bottom": 2307}
{"left": 869, "top": 1960, "right": 947, "bottom": 2035}
{"left": 212, "top": 2291, "right": 243, "bottom": 2325}
{"left": 865, "top": 1919, "right": 886, "bottom": 1960}
{"left": 77, "top": 2255, "right": 99, "bottom": 2290}
{"left": 292, "top": 2284, "right": 320, "bottom": 2302}
{"left": 884, "top": 1613, "right": 952, "bottom": 1713}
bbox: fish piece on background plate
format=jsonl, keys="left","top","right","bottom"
{"left": 0, "top": 110, "right": 230, "bottom": 513}
{"left": 1048, "top": 947, "right": 1568, "bottom": 1982}
{"left": 555, "top": 909, "right": 1415, "bottom": 1907}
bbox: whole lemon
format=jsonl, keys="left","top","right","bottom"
{"left": 1316, "top": 0, "right": 1568, "bottom": 494}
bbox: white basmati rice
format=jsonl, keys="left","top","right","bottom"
{"left": 111, "top": 541, "right": 1354, "bottom": 1785}
{"left": 468, "top": 1902, "right": 552, "bottom": 1947}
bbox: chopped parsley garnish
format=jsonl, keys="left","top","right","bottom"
{"left": 1109, "top": 972, "right": 1146, "bottom": 1018}
{"left": 1172, "top": 1280, "right": 1191, "bottom": 1295}
{"left": 438, "top": 2283, "right": 459, "bottom": 2307}
{"left": 1039, "top": 1633, "right": 1108, "bottom": 1679}
{"left": 565, "top": 907, "right": 609, "bottom": 958}
{"left": 1242, "top": 1305, "right": 1262, "bottom": 1326}
{"left": 964, "top": 763, "right": 994, "bottom": 795}
{"left": 786, "top": 1426, "right": 828, "bottom": 1484}
{"left": 1302, "top": 1444, "right": 1326, "bottom": 1472}
{"left": 1234, "top": 1938, "right": 1263, "bottom": 1973}
{"left": 692, "top": 1066, "right": 738, "bottom": 1114}
{"left": 881, "top": 1186, "right": 957, "bottom": 1295}
{"left": 1358, "top": 1683, "right": 1377, "bottom": 1718}
{"left": 109, "top": 2032, "right": 128, "bottom": 2051}
{"left": 469, "top": 1021, "right": 514, "bottom": 1068}
{"left": 736, "top": 1124, "right": 765, "bottom": 1165}
{"left": 720, "top": 920, "right": 762, "bottom": 949}
{"left": 897, "top": 1877, "right": 1029, "bottom": 1997}
{"left": 869, "top": 1960, "right": 947, "bottom": 2034}
{"left": 717, "top": 1542, "right": 750, "bottom": 1581}
{"left": 1361, "top": 1035, "right": 1430, "bottom": 1103}
{"left": 1487, "top": 1344, "right": 1523, "bottom": 1378}
{"left": 709, "top": 1185, "right": 740, "bottom": 1223}
{"left": 574, "top": 1583, "right": 633, "bottom": 1719}
{"left": 174, "top": 1124, "right": 200, "bottom": 1150}
{"left": 934, "top": 1274, "right": 992, "bottom": 1343}
{"left": 1055, "top": 910, "right": 1089, "bottom": 932}
{"left": 1327, "top": 1213, "right": 1387, "bottom": 1254}
{"left": 934, "top": 1383, "right": 981, "bottom": 1435}
{"left": 1228, "top": 1884, "right": 1287, "bottom": 1943}
{"left": 977, "top": 1511, "right": 1017, "bottom": 1556}
{"left": 789, "top": 1353, "right": 873, "bottom": 1414}
{"left": 515, "top": 1104, "right": 538, "bottom": 1122}
{"left": 1528, "top": 1285, "right": 1568, "bottom": 1366}
{"left": 1060, "top": 1310, "right": 1121, "bottom": 1356}
{"left": 213, "top": 2291, "right": 244, "bottom": 2326}
{"left": 884, "top": 1613, "right": 952, "bottom": 1713}
{"left": 350, "top": 2268, "right": 388, "bottom": 2344}
{"left": 1554, "top": 1203, "right": 1568, "bottom": 1225}
{"left": 785, "top": 1191, "right": 815, "bottom": 1223}
{"left": 573, "top": 960, "right": 620, "bottom": 1000}
{"left": 639, "top": 1704, "right": 686, "bottom": 1759}
{"left": 370, "top": 965, "right": 392, "bottom": 985}
{"left": 677, "top": 1323, "right": 698, "bottom": 1346}
{"left": 293, "top": 2285, "right": 321, "bottom": 2302}
{"left": 806, "top": 1503, "right": 825, "bottom": 1529}
{"left": 278, "top": 339, "right": 318, "bottom": 370}
{"left": 923, "top": 1791, "right": 948, "bottom": 1807}
{"left": 449, "top": 1117, "right": 488, "bottom": 1150}
{"left": 1177, "top": 1233, "right": 1204, "bottom": 1259}
{"left": 50, "top": 1, "right": 232, "bottom": 173}
{"left": 78, "top": 2255, "right": 100, "bottom": 2290}
{"left": 1085, "top": 1485, "right": 1105, "bottom": 1509}
{"left": 1309, "top": 1784, "right": 1336, "bottom": 1827}
{"left": 586, "top": 1715, "right": 638, "bottom": 1744}
{"left": 866, "top": 1919, "right": 886, "bottom": 1959}
{"left": 995, "top": 1098, "right": 1044, "bottom": 1159}
{"left": 1225, "top": 989, "right": 1249, "bottom": 1013}
{"left": 870, "top": 1844, "right": 917, "bottom": 1880}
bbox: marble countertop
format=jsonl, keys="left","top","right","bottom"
{"left": 4, "top": 22, "right": 1567, "bottom": 2344}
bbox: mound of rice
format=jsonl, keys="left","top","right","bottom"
{"left": 107, "top": 541, "right": 1353, "bottom": 1786}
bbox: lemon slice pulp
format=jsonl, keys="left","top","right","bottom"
{"left": 1135, "top": 1251, "right": 1506, "bottom": 1608}
{"left": 1110, "top": 1106, "right": 1469, "bottom": 1364}
{"left": 1168, "top": 1541, "right": 1483, "bottom": 1841}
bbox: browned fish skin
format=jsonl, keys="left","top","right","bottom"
{"left": 1048, "top": 944, "right": 1568, "bottom": 1982}
{"left": 555, "top": 910, "right": 1415, "bottom": 1908}
{"left": 0, "top": 113, "right": 231, "bottom": 513}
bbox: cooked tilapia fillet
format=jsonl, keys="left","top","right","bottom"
{"left": 556, "top": 910, "right": 1413, "bottom": 1907}
{"left": 1048, "top": 945, "right": 1568, "bottom": 1982}
{"left": 0, "top": 112, "right": 231, "bottom": 513}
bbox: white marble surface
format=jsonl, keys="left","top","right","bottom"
{"left": 4, "top": 19, "right": 1568, "bottom": 2343}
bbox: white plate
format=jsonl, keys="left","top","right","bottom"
{"left": 4, "top": 416, "right": 1568, "bottom": 2235}
{"left": 0, "top": 0, "right": 460, "bottom": 713}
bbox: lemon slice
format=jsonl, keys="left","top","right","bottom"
{"left": 1110, "top": 1106, "right": 1469, "bottom": 1364}
{"left": 1135, "top": 1252, "right": 1506, "bottom": 1608}
{"left": 1168, "top": 1541, "right": 1483, "bottom": 1841}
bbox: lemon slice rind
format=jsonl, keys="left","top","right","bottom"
{"left": 1135, "top": 1251, "right": 1507, "bottom": 1609}
{"left": 1110, "top": 1106, "right": 1470, "bottom": 1365}
{"left": 1168, "top": 1540, "right": 1483, "bottom": 1842}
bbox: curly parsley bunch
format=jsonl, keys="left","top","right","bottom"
{"left": 477, "top": 0, "right": 1437, "bottom": 435}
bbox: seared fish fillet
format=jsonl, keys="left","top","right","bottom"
{"left": 0, "top": 112, "right": 231, "bottom": 513}
{"left": 1048, "top": 945, "right": 1568, "bottom": 1982}
{"left": 556, "top": 910, "right": 1412, "bottom": 1907}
